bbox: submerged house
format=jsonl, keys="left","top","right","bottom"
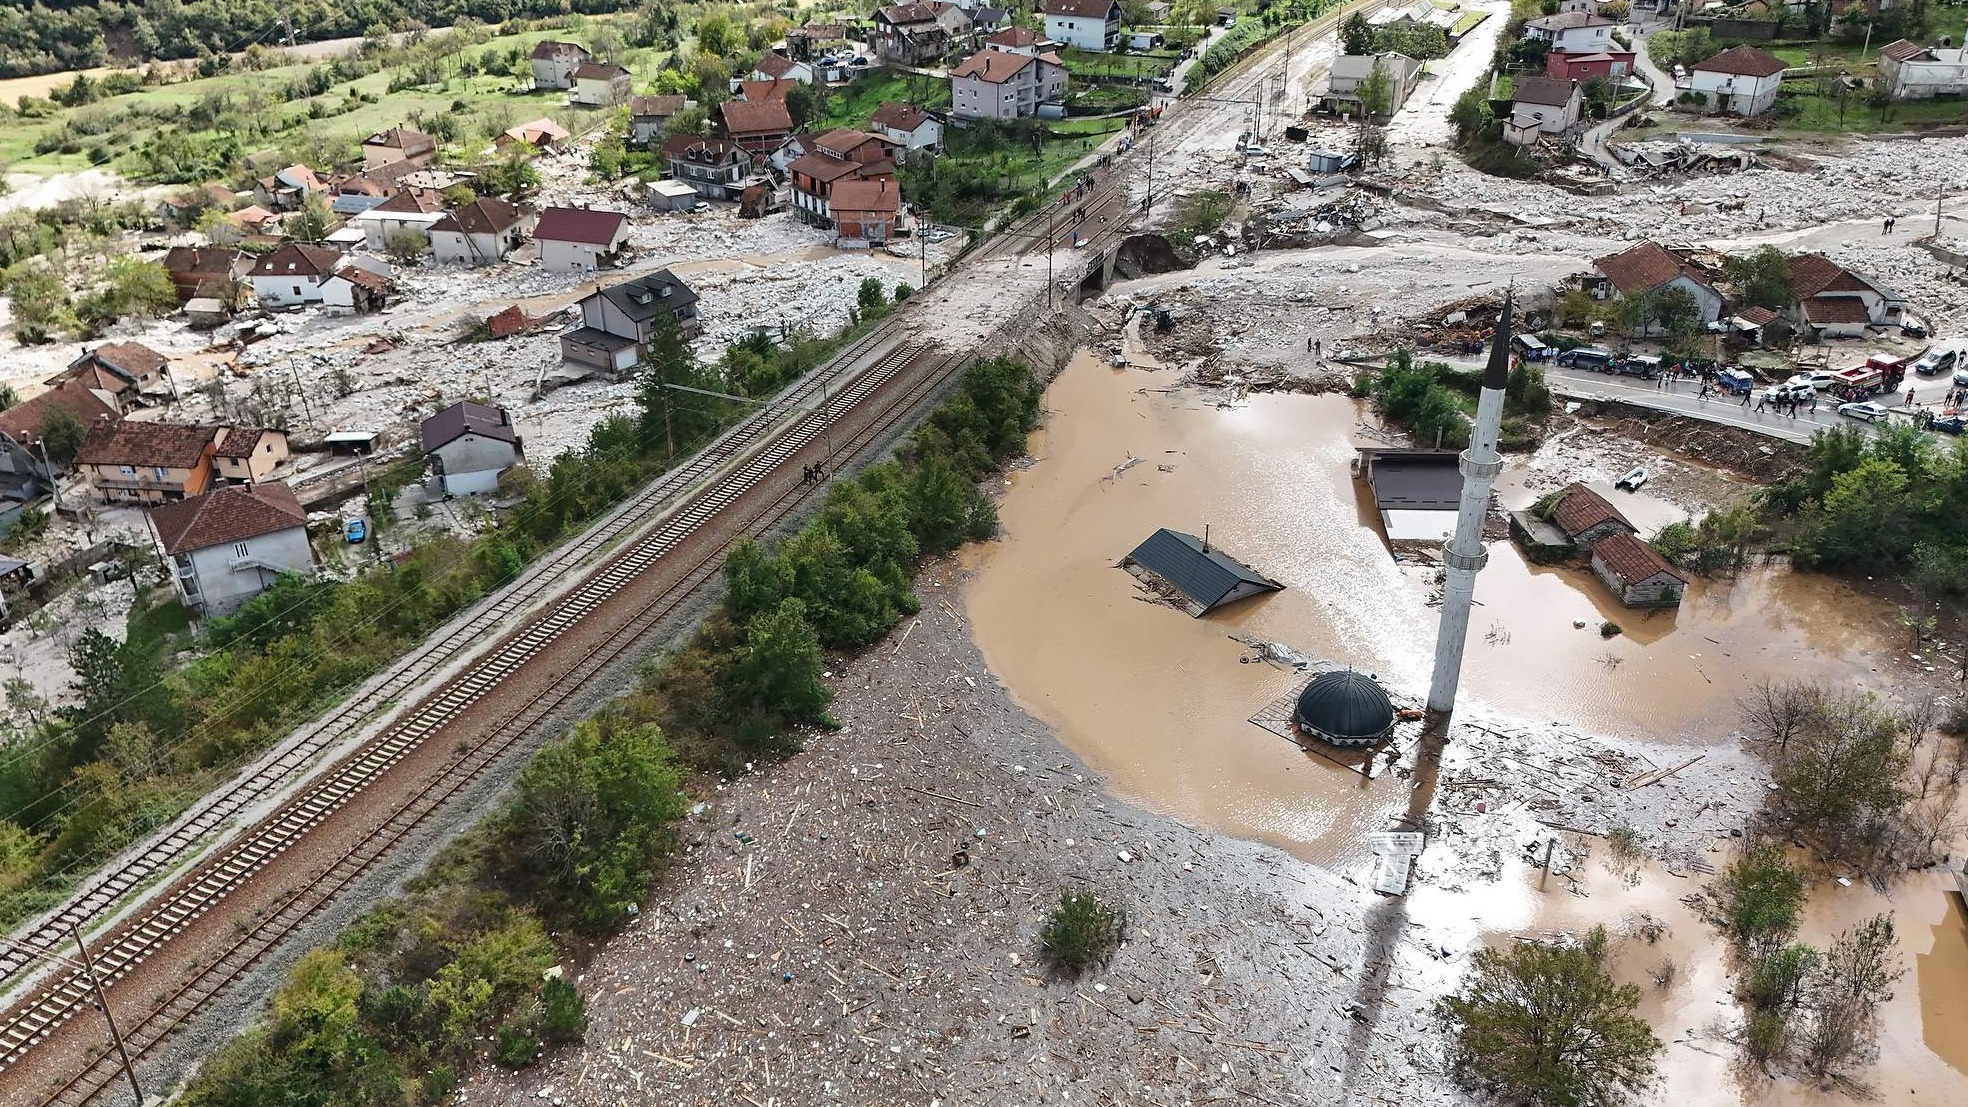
{"left": 1355, "top": 448, "right": 1462, "bottom": 541}
{"left": 1118, "top": 527, "right": 1284, "bottom": 617}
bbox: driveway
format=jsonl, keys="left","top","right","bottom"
{"left": 1576, "top": 22, "right": 1670, "bottom": 172}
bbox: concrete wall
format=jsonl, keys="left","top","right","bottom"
{"left": 540, "top": 237, "right": 616, "bottom": 273}
{"left": 177, "top": 524, "right": 313, "bottom": 616}
{"left": 431, "top": 228, "right": 514, "bottom": 266}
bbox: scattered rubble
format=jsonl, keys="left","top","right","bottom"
{"left": 1607, "top": 138, "right": 1760, "bottom": 176}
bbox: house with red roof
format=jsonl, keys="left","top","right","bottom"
{"left": 789, "top": 129, "right": 899, "bottom": 228}
{"left": 1042, "top": 0, "right": 1120, "bottom": 51}
{"left": 148, "top": 481, "right": 314, "bottom": 615}
{"left": 951, "top": 47, "right": 1068, "bottom": 120}
{"left": 534, "top": 206, "right": 632, "bottom": 273}
{"left": 1788, "top": 254, "right": 1903, "bottom": 338}
{"left": 870, "top": 102, "right": 943, "bottom": 150}
{"left": 718, "top": 98, "right": 796, "bottom": 154}
{"left": 1589, "top": 241, "right": 1724, "bottom": 328}
{"left": 1589, "top": 532, "right": 1687, "bottom": 607}
{"left": 1689, "top": 45, "right": 1787, "bottom": 116}
{"left": 830, "top": 178, "right": 904, "bottom": 247}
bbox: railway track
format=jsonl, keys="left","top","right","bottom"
{"left": 6, "top": 330, "right": 978, "bottom": 1106}
{"left": 0, "top": 324, "right": 912, "bottom": 1001}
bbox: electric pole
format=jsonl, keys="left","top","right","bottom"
{"left": 71, "top": 924, "right": 144, "bottom": 1107}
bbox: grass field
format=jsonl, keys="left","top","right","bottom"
{"left": 1058, "top": 47, "right": 1178, "bottom": 82}
{"left": 1763, "top": 39, "right": 1875, "bottom": 69}
{"left": 1776, "top": 85, "right": 1968, "bottom": 134}
{"left": 816, "top": 71, "right": 950, "bottom": 130}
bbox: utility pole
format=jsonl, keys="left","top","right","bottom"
{"left": 1046, "top": 202, "right": 1056, "bottom": 310}
{"left": 70, "top": 924, "right": 144, "bottom": 1107}
{"left": 36, "top": 440, "right": 59, "bottom": 514}
{"left": 287, "top": 359, "right": 314, "bottom": 426}
{"left": 919, "top": 224, "right": 927, "bottom": 288}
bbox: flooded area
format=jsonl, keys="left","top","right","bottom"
{"left": 965, "top": 353, "right": 1906, "bottom": 860}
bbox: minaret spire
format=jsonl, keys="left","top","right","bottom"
{"left": 1426, "top": 288, "right": 1512, "bottom": 715}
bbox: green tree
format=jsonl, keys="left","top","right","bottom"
{"left": 1705, "top": 845, "right": 1809, "bottom": 958}
{"left": 1440, "top": 926, "right": 1662, "bottom": 1107}
{"left": 1450, "top": 85, "right": 1493, "bottom": 143}
{"left": 38, "top": 406, "right": 86, "bottom": 465}
{"left": 104, "top": 256, "right": 178, "bottom": 319}
{"left": 1773, "top": 691, "right": 1908, "bottom": 861}
{"left": 1722, "top": 246, "right": 1794, "bottom": 311}
{"left": 383, "top": 229, "right": 428, "bottom": 263}
{"left": 696, "top": 13, "right": 737, "bottom": 55}
{"left": 1354, "top": 60, "right": 1392, "bottom": 166}
{"left": 636, "top": 312, "right": 727, "bottom": 456}
{"left": 588, "top": 137, "right": 626, "bottom": 180}
{"left": 478, "top": 153, "right": 541, "bottom": 198}
{"left": 1799, "top": 915, "right": 1903, "bottom": 1078}
{"left": 784, "top": 82, "right": 820, "bottom": 127}
{"left": 1341, "top": 10, "right": 1375, "bottom": 54}
{"left": 291, "top": 194, "right": 333, "bottom": 243}
{"left": 856, "top": 276, "right": 887, "bottom": 313}
{"left": 721, "top": 597, "right": 832, "bottom": 730}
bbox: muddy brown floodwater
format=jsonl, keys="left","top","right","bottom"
{"left": 965, "top": 353, "right": 1907, "bottom": 865}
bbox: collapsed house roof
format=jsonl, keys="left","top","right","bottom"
{"left": 1120, "top": 528, "right": 1285, "bottom": 617}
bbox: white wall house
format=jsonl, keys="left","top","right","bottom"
{"left": 950, "top": 48, "right": 1069, "bottom": 121}
{"left": 149, "top": 481, "right": 315, "bottom": 616}
{"left": 429, "top": 198, "right": 529, "bottom": 266}
{"left": 1592, "top": 241, "right": 1727, "bottom": 328}
{"left": 531, "top": 41, "right": 592, "bottom": 89}
{"left": 1042, "top": 0, "right": 1121, "bottom": 51}
{"left": 533, "top": 206, "right": 632, "bottom": 273}
{"left": 247, "top": 243, "right": 343, "bottom": 309}
{"left": 420, "top": 402, "right": 524, "bottom": 496}
{"left": 869, "top": 102, "right": 944, "bottom": 150}
{"left": 351, "top": 189, "right": 446, "bottom": 250}
{"left": 1325, "top": 52, "right": 1422, "bottom": 116}
{"left": 1688, "top": 45, "right": 1787, "bottom": 115}
{"left": 1522, "top": 10, "right": 1613, "bottom": 52}
{"left": 1507, "top": 76, "right": 1583, "bottom": 134}
{"left": 1879, "top": 40, "right": 1968, "bottom": 99}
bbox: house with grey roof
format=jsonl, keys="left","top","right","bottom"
{"left": 561, "top": 269, "right": 702, "bottom": 373}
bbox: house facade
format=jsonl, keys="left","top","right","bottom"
{"left": 1689, "top": 45, "right": 1786, "bottom": 116}
{"left": 1879, "top": 40, "right": 1968, "bottom": 99}
{"left": 630, "top": 95, "right": 689, "bottom": 146}
{"left": 869, "top": 102, "right": 944, "bottom": 150}
{"left": 248, "top": 243, "right": 344, "bottom": 309}
{"left": 323, "top": 263, "right": 395, "bottom": 315}
{"left": 149, "top": 481, "right": 314, "bottom": 616}
{"left": 719, "top": 98, "right": 796, "bottom": 154}
{"left": 1589, "top": 532, "right": 1687, "bottom": 607}
{"left": 534, "top": 206, "right": 632, "bottom": 273}
{"left": 663, "top": 135, "right": 750, "bottom": 198}
{"left": 1522, "top": 10, "right": 1614, "bottom": 52}
{"left": 421, "top": 402, "right": 524, "bottom": 496}
{"left": 211, "top": 426, "right": 290, "bottom": 485}
{"left": 1590, "top": 241, "right": 1726, "bottom": 327}
{"left": 561, "top": 270, "right": 703, "bottom": 372}
{"left": 74, "top": 419, "right": 218, "bottom": 504}
{"left": 58, "top": 342, "right": 172, "bottom": 408}
{"left": 531, "top": 41, "right": 593, "bottom": 89}
{"left": 1508, "top": 76, "right": 1583, "bottom": 134}
{"left": 351, "top": 188, "right": 446, "bottom": 250}
{"left": 830, "top": 178, "right": 903, "bottom": 246}
{"left": 1324, "top": 52, "right": 1422, "bottom": 116}
{"left": 429, "top": 198, "right": 529, "bottom": 266}
{"left": 1790, "top": 254, "right": 1902, "bottom": 336}
{"left": 362, "top": 126, "right": 436, "bottom": 171}
{"left": 753, "top": 53, "right": 815, "bottom": 83}
{"left": 873, "top": 2, "right": 969, "bottom": 66}
{"left": 571, "top": 62, "right": 632, "bottom": 106}
{"left": 951, "top": 48, "right": 1069, "bottom": 120}
{"left": 1042, "top": 0, "right": 1121, "bottom": 51}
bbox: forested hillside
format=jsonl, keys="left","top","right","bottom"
{"left": 0, "top": 0, "right": 640, "bottom": 78}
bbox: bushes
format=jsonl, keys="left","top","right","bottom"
{"left": 1040, "top": 891, "right": 1125, "bottom": 975}
{"left": 1371, "top": 349, "right": 1470, "bottom": 450}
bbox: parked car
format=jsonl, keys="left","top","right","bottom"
{"left": 1785, "top": 370, "right": 1835, "bottom": 390}
{"left": 344, "top": 517, "right": 367, "bottom": 543}
{"left": 1932, "top": 414, "right": 1967, "bottom": 435}
{"left": 1557, "top": 346, "right": 1616, "bottom": 371}
{"left": 1772, "top": 381, "right": 1815, "bottom": 403}
{"left": 1902, "top": 315, "right": 1930, "bottom": 339}
{"left": 1913, "top": 348, "right": 1958, "bottom": 376}
{"left": 1954, "top": 366, "right": 1968, "bottom": 388}
{"left": 1839, "top": 401, "right": 1891, "bottom": 422}
{"left": 1241, "top": 143, "right": 1271, "bottom": 158}
{"left": 1618, "top": 354, "right": 1661, "bottom": 378}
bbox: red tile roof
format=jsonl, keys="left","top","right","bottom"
{"left": 369, "top": 188, "right": 445, "bottom": 215}
{"left": 534, "top": 205, "right": 630, "bottom": 245}
{"left": 75, "top": 419, "right": 217, "bottom": 469}
{"left": 364, "top": 126, "right": 434, "bottom": 153}
{"left": 149, "top": 481, "right": 307, "bottom": 556}
{"left": 756, "top": 53, "right": 799, "bottom": 79}
{"left": 789, "top": 151, "right": 867, "bottom": 183}
{"left": 1594, "top": 241, "right": 1711, "bottom": 297}
{"left": 987, "top": 26, "right": 1042, "bottom": 47}
{"left": 1803, "top": 296, "right": 1871, "bottom": 324}
{"left": 1788, "top": 253, "right": 1877, "bottom": 299}
{"left": 829, "top": 178, "right": 902, "bottom": 215}
{"left": 739, "top": 78, "right": 797, "bottom": 102}
{"left": 1592, "top": 531, "right": 1686, "bottom": 587}
{"left": 82, "top": 342, "right": 168, "bottom": 379}
{"left": 1512, "top": 76, "right": 1578, "bottom": 107}
{"left": 870, "top": 102, "right": 932, "bottom": 132}
{"left": 631, "top": 94, "right": 687, "bottom": 117}
{"left": 334, "top": 265, "right": 394, "bottom": 292}
{"left": 719, "top": 98, "right": 795, "bottom": 137}
{"left": 248, "top": 243, "right": 343, "bottom": 279}
{"left": 1879, "top": 39, "right": 1928, "bottom": 63}
{"left": 572, "top": 62, "right": 630, "bottom": 81}
{"left": 432, "top": 197, "right": 525, "bottom": 235}
{"left": 1695, "top": 45, "right": 1787, "bottom": 78}
{"left": 1549, "top": 482, "right": 1633, "bottom": 540}
{"left": 1737, "top": 305, "right": 1778, "bottom": 327}
{"left": 952, "top": 48, "right": 1035, "bottom": 83}
{"left": 211, "top": 426, "right": 276, "bottom": 459}
{"left": 0, "top": 381, "right": 118, "bottom": 448}
{"left": 662, "top": 135, "right": 746, "bottom": 164}
{"left": 531, "top": 40, "right": 589, "bottom": 61}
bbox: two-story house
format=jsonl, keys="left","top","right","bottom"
{"left": 571, "top": 62, "right": 633, "bottom": 106}
{"left": 1522, "top": 10, "right": 1614, "bottom": 52}
{"left": 429, "top": 198, "right": 530, "bottom": 266}
{"left": 248, "top": 243, "right": 344, "bottom": 309}
{"left": 420, "top": 402, "right": 524, "bottom": 496}
{"left": 0, "top": 380, "right": 118, "bottom": 459}
{"left": 1042, "top": 0, "right": 1121, "bottom": 52}
{"left": 951, "top": 47, "right": 1069, "bottom": 120}
{"left": 873, "top": 2, "right": 970, "bottom": 66}
{"left": 1689, "top": 45, "right": 1787, "bottom": 116}
{"left": 753, "top": 53, "right": 816, "bottom": 84}
{"left": 149, "top": 481, "right": 314, "bottom": 616}
{"left": 1505, "top": 76, "right": 1584, "bottom": 137}
{"left": 663, "top": 135, "right": 751, "bottom": 199}
{"left": 210, "top": 426, "right": 291, "bottom": 485}
{"left": 361, "top": 126, "right": 437, "bottom": 171}
{"left": 561, "top": 270, "right": 703, "bottom": 372}
{"left": 870, "top": 102, "right": 944, "bottom": 150}
{"left": 350, "top": 188, "right": 447, "bottom": 250}
{"left": 719, "top": 98, "right": 796, "bottom": 154}
{"left": 533, "top": 206, "right": 632, "bottom": 273}
{"left": 1589, "top": 241, "right": 1725, "bottom": 329}
{"left": 1323, "top": 52, "right": 1422, "bottom": 116}
{"left": 74, "top": 419, "right": 220, "bottom": 505}
{"left": 830, "top": 178, "right": 904, "bottom": 247}
{"left": 531, "top": 41, "right": 593, "bottom": 89}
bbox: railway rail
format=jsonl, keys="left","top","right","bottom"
{"left": 0, "top": 323, "right": 911, "bottom": 1002}
{"left": 4, "top": 330, "right": 979, "bottom": 1106}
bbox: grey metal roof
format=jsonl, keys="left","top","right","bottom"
{"left": 592, "top": 269, "right": 700, "bottom": 324}
{"left": 1361, "top": 450, "right": 1461, "bottom": 512}
{"left": 1122, "top": 528, "right": 1283, "bottom": 613}
{"left": 420, "top": 401, "right": 516, "bottom": 453}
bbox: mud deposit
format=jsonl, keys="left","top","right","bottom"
{"left": 964, "top": 353, "right": 1906, "bottom": 863}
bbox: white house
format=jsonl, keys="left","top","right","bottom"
{"left": 360, "top": 126, "right": 436, "bottom": 172}
{"left": 1591, "top": 241, "right": 1726, "bottom": 328}
{"left": 1042, "top": 0, "right": 1121, "bottom": 51}
{"left": 1688, "top": 45, "right": 1787, "bottom": 116}
{"left": 1507, "top": 76, "right": 1583, "bottom": 134}
{"left": 531, "top": 41, "right": 593, "bottom": 90}
{"left": 629, "top": 95, "right": 690, "bottom": 146}
{"left": 420, "top": 401, "right": 524, "bottom": 496}
{"left": 148, "top": 481, "right": 314, "bottom": 616}
{"left": 950, "top": 47, "right": 1069, "bottom": 121}
{"left": 429, "top": 198, "right": 529, "bottom": 266}
{"left": 247, "top": 243, "right": 343, "bottom": 309}
{"left": 322, "top": 261, "right": 394, "bottom": 316}
{"left": 1879, "top": 39, "right": 1968, "bottom": 100}
{"left": 351, "top": 188, "right": 446, "bottom": 250}
{"left": 533, "top": 206, "right": 632, "bottom": 273}
{"left": 1324, "top": 52, "right": 1422, "bottom": 116}
{"left": 869, "top": 102, "right": 944, "bottom": 150}
{"left": 1522, "top": 10, "right": 1614, "bottom": 53}
{"left": 570, "top": 62, "right": 632, "bottom": 107}
{"left": 753, "top": 53, "right": 815, "bottom": 84}
{"left": 561, "top": 270, "right": 703, "bottom": 372}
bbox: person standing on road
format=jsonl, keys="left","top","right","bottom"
{"left": 1810, "top": 393, "right": 1818, "bottom": 414}
{"left": 1740, "top": 389, "right": 1752, "bottom": 408}
{"left": 1755, "top": 393, "right": 1768, "bottom": 413}
{"left": 1909, "top": 387, "right": 1918, "bottom": 406}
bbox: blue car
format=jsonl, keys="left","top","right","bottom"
{"left": 344, "top": 518, "right": 367, "bottom": 544}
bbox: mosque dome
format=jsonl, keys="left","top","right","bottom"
{"left": 1292, "top": 670, "right": 1395, "bottom": 748}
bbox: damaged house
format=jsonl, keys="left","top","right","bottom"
{"left": 1788, "top": 253, "right": 1906, "bottom": 337}
{"left": 562, "top": 269, "right": 703, "bottom": 373}
{"left": 1588, "top": 241, "right": 1725, "bottom": 328}
{"left": 533, "top": 206, "right": 632, "bottom": 273}
{"left": 53, "top": 343, "right": 174, "bottom": 410}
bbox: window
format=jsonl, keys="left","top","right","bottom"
{"left": 153, "top": 467, "right": 168, "bottom": 481}
{"left": 234, "top": 543, "right": 249, "bottom": 558}
{"left": 292, "top": 284, "right": 303, "bottom": 296}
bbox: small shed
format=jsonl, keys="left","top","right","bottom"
{"left": 1589, "top": 531, "right": 1687, "bottom": 607}
{"left": 647, "top": 179, "right": 703, "bottom": 212}
{"left": 1308, "top": 148, "right": 1356, "bottom": 174}
{"left": 1548, "top": 482, "right": 1635, "bottom": 547}
{"left": 323, "top": 430, "right": 382, "bottom": 456}
{"left": 1119, "top": 528, "right": 1284, "bottom": 617}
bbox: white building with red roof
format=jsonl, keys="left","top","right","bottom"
{"left": 148, "top": 481, "right": 314, "bottom": 615}
{"left": 533, "top": 206, "right": 632, "bottom": 273}
{"left": 1689, "top": 45, "right": 1787, "bottom": 116}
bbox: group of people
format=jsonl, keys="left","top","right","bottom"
{"left": 800, "top": 463, "right": 828, "bottom": 485}
{"left": 1747, "top": 390, "right": 1817, "bottom": 417}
